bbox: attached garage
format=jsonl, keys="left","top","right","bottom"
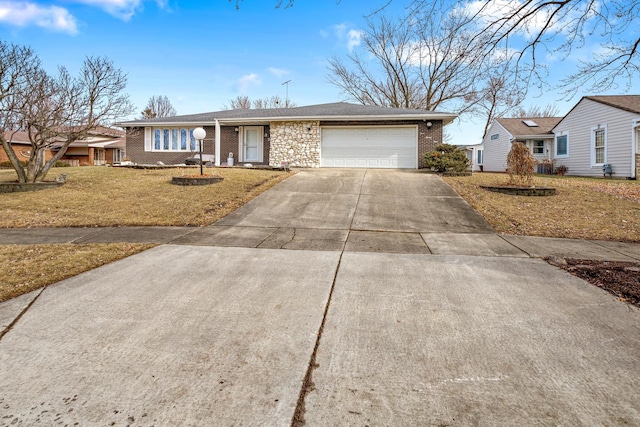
{"left": 321, "top": 126, "right": 417, "bottom": 169}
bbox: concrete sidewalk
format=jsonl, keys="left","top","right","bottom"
{"left": 1, "top": 169, "right": 639, "bottom": 425}
{"left": 1, "top": 226, "right": 638, "bottom": 261}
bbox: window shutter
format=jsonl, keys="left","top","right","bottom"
{"left": 144, "top": 127, "right": 152, "bottom": 151}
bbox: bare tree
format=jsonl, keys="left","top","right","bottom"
{"left": 140, "top": 95, "right": 176, "bottom": 119}
{"left": 224, "top": 95, "right": 297, "bottom": 110}
{"left": 435, "top": 0, "right": 640, "bottom": 94}
{"left": 475, "top": 62, "right": 527, "bottom": 136}
{"left": 0, "top": 41, "right": 42, "bottom": 183}
{"left": 327, "top": 3, "right": 513, "bottom": 118}
{"left": 0, "top": 42, "right": 134, "bottom": 183}
{"left": 514, "top": 104, "right": 561, "bottom": 118}
{"left": 252, "top": 95, "right": 296, "bottom": 109}
{"left": 226, "top": 95, "right": 252, "bottom": 109}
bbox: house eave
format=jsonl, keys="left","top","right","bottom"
{"left": 512, "top": 134, "right": 556, "bottom": 140}
{"left": 117, "top": 113, "right": 457, "bottom": 128}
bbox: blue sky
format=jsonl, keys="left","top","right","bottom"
{"left": 1, "top": 0, "right": 638, "bottom": 144}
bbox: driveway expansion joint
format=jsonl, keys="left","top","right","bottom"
{"left": 0, "top": 288, "right": 45, "bottom": 341}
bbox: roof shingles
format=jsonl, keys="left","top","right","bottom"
{"left": 496, "top": 117, "right": 563, "bottom": 137}
{"left": 118, "top": 102, "right": 456, "bottom": 126}
{"left": 584, "top": 95, "right": 640, "bottom": 114}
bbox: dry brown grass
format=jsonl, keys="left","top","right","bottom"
{"left": 0, "top": 166, "right": 291, "bottom": 302}
{"left": 443, "top": 173, "right": 640, "bottom": 243}
{"left": 0, "top": 166, "right": 290, "bottom": 227}
{"left": 0, "top": 243, "right": 154, "bottom": 303}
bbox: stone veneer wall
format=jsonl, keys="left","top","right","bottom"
{"left": 269, "top": 121, "right": 320, "bottom": 168}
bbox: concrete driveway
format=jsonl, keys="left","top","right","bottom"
{"left": 1, "top": 169, "right": 639, "bottom": 426}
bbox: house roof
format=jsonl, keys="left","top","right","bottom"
{"left": 2, "top": 131, "right": 31, "bottom": 144}
{"left": 116, "top": 102, "right": 458, "bottom": 127}
{"left": 496, "top": 117, "right": 563, "bottom": 138}
{"left": 584, "top": 95, "right": 640, "bottom": 115}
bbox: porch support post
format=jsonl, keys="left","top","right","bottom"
{"left": 215, "top": 120, "right": 221, "bottom": 166}
{"left": 632, "top": 120, "right": 639, "bottom": 179}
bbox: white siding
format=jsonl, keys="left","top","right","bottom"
{"left": 481, "top": 121, "right": 512, "bottom": 172}
{"left": 552, "top": 98, "right": 638, "bottom": 178}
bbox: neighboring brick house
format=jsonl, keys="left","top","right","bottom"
{"left": 54, "top": 127, "right": 126, "bottom": 166}
{"left": 117, "top": 102, "right": 457, "bottom": 169}
{"left": 0, "top": 131, "right": 54, "bottom": 164}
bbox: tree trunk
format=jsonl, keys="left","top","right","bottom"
{"left": 0, "top": 138, "right": 28, "bottom": 183}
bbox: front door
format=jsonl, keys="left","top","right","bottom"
{"left": 243, "top": 127, "right": 262, "bottom": 162}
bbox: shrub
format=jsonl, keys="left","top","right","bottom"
{"left": 424, "top": 144, "right": 470, "bottom": 173}
{"left": 506, "top": 142, "right": 536, "bottom": 186}
{"left": 0, "top": 160, "right": 28, "bottom": 168}
{"left": 53, "top": 161, "right": 72, "bottom": 167}
{"left": 555, "top": 165, "right": 569, "bottom": 176}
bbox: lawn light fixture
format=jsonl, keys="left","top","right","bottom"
{"left": 193, "top": 127, "right": 206, "bottom": 175}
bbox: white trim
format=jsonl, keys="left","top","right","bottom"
{"left": 118, "top": 113, "right": 457, "bottom": 128}
{"left": 632, "top": 118, "right": 640, "bottom": 178}
{"left": 240, "top": 126, "right": 263, "bottom": 162}
{"left": 590, "top": 124, "right": 607, "bottom": 167}
{"left": 237, "top": 126, "right": 243, "bottom": 162}
{"left": 144, "top": 127, "right": 151, "bottom": 151}
{"left": 215, "top": 120, "right": 221, "bottom": 166}
{"left": 147, "top": 127, "right": 198, "bottom": 152}
{"left": 554, "top": 131, "right": 569, "bottom": 158}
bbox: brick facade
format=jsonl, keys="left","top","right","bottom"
{"left": 126, "top": 125, "right": 270, "bottom": 166}
{"left": 219, "top": 126, "right": 270, "bottom": 166}
{"left": 126, "top": 126, "right": 215, "bottom": 165}
{"left": 0, "top": 144, "right": 53, "bottom": 164}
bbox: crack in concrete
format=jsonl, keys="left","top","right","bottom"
{"left": 291, "top": 171, "right": 367, "bottom": 426}
{"left": 0, "top": 287, "right": 46, "bottom": 341}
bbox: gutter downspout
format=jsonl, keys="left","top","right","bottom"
{"left": 215, "top": 120, "right": 221, "bottom": 167}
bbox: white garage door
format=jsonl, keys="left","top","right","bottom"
{"left": 321, "top": 127, "right": 417, "bottom": 169}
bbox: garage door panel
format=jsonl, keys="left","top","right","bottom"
{"left": 321, "top": 127, "right": 417, "bottom": 169}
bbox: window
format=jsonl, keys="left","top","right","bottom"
{"left": 532, "top": 140, "right": 544, "bottom": 154}
{"left": 591, "top": 125, "right": 607, "bottom": 165}
{"left": 490, "top": 133, "right": 499, "bottom": 140}
{"left": 476, "top": 149, "right": 483, "bottom": 164}
{"left": 556, "top": 134, "right": 568, "bottom": 157}
{"left": 151, "top": 127, "right": 198, "bottom": 151}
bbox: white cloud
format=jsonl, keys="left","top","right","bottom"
{"left": 0, "top": 1, "right": 78, "bottom": 34}
{"left": 268, "top": 67, "right": 289, "bottom": 78}
{"left": 236, "top": 73, "right": 261, "bottom": 92}
{"left": 73, "top": 0, "right": 166, "bottom": 21}
{"left": 332, "top": 22, "right": 362, "bottom": 52}
{"left": 346, "top": 29, "right": 362, "bottom": 52}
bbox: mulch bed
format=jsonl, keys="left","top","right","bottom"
{"left": 547, "top": 257, "right": 640, "bottom": 308}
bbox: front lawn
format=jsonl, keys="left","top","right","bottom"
{"left": 443, "top": 173, "right": 640, "bottom": 243}
{"left": 0, "top": 166, "right": 291, "bottom": 303}
{"left": 0, "top": 166, "right": 289, "bottom": 227}
{"left": 0, "top": 243, "right": 153, "bottom": 303}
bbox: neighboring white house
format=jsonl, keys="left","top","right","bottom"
{"left": 551, "top": 95, "right": 640, "bottom": 179}
{"left": 481, "top": 117, "right": 562, "bottom": 172}
{"left": 459, "top": 143, "right": 484, "bottom": 171}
